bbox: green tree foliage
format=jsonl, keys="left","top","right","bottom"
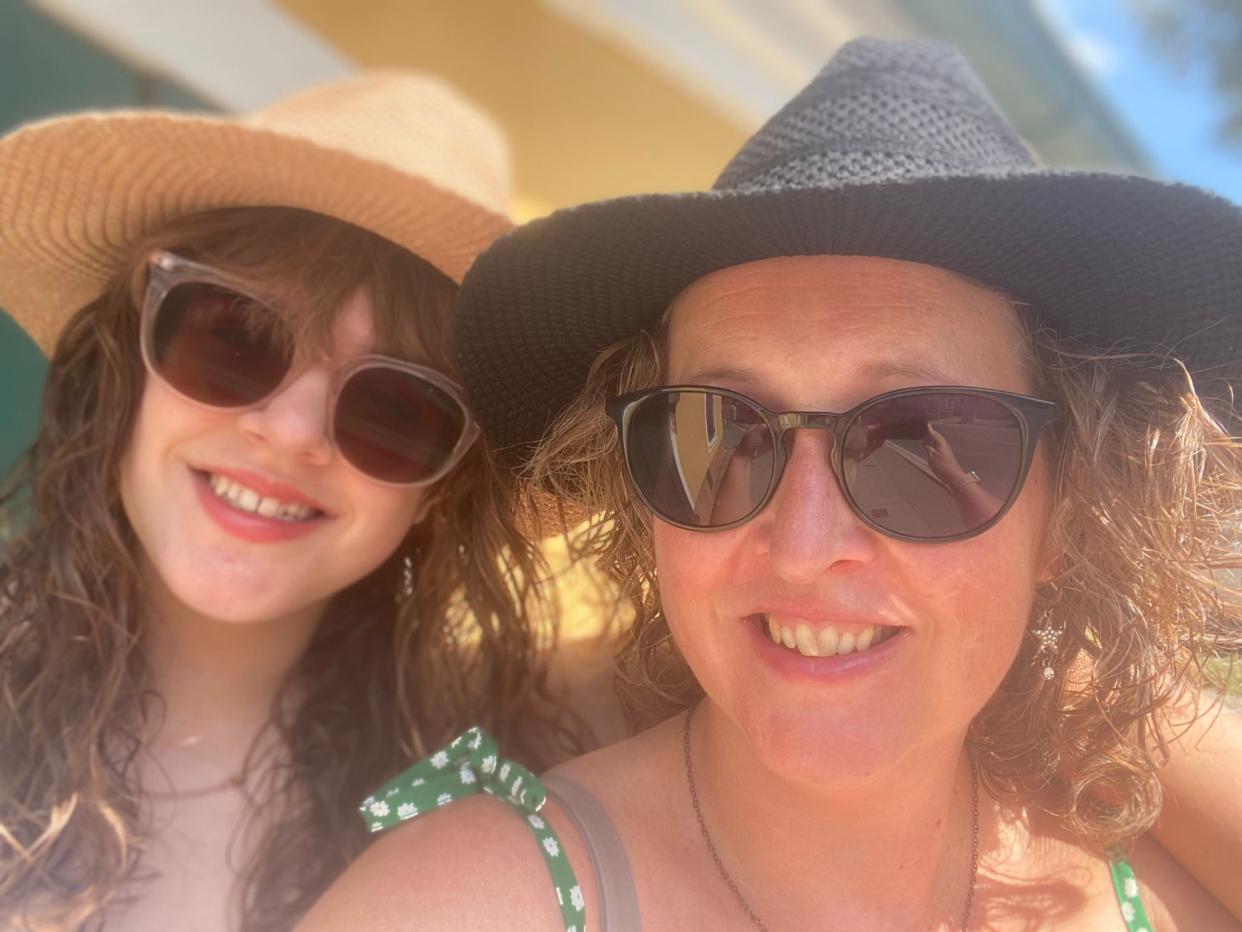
{"left": 1133, "top": 0, "right": 1242, "bottom": 147}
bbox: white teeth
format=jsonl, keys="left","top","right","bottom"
{"left": 794, "top": 624, "right": 819, "bottom": 657}
{"left": 763, "top": 615, "right": 891, "bottom": 659}
{"left": 205, "top": 472, "right": 315, "bottom": 522}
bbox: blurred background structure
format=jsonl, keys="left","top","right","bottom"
{"left": 2, "top": 0, "right": 1238, "bottom": 482}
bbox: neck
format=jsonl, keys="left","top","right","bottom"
{"left": 691, "top": 702, "right": 979, "bottom": 930}
{"left": 139, "top": 565, "right": 324, "bottom": 777}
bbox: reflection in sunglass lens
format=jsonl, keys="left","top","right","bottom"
{"left": 622, "top": 388, "right": 1031, "bottom": 540}
{"left": 627, "top": 390, "right": 776, "bottom": 527}
{"left": 335, "top": 366, "right": 467, "bottom": 484}
{"left": 151, "top": 282, "right": 292, "bottom": 407}
{"left": 842, "top": 393, "right": 1022, "bottom": 539}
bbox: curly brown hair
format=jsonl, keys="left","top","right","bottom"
{"left": 0, "top": 208, "right": 579, "bottom": 931}
{"left": 525, "top": 286, "right": 1242, "bottom": 855}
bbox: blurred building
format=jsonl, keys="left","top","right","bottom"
{"left": 0, "top": 0, "right": 1147, "bottom": 475}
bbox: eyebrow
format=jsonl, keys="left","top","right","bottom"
{"left": 677, "top": 365, "right": 762, "bottom": 385}
{"left": 853, "top": 358, "right": 957, "bottom": 384}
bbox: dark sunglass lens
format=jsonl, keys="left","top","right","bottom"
{"left": 842, "top": 393, "right": 1024, "bottom": 539}
{"left": 626, "top": 390, "right": 775, "bottom": 527}
{"left": 151, "top": 282, "right": 291, "bottom": 407}
{"left": 335, "top": 367, "right": 466, "bottom": 483}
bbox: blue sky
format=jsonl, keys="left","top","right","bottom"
{"left": 1035, "top": 0, "right": 1241, "bottom": 204}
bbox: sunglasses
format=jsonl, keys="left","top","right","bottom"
{"left": 606, "top": 385, "right": 1059, "bottom": 542}
{"left": 140, "top": 251, "right": 479, "bottom": 486}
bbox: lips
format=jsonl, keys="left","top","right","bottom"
{"left": 190, "top": 465, "right": 331, "bottom": 543}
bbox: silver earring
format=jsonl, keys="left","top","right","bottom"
{"left": 1030, "top": 607, "right": 1064, "bottom": 681}
{"left": 397, "top": 553, "right": 415, "bottom": 602}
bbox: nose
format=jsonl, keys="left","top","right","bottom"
{"left": 756, "top": 428, "right": 877, "bottom": 582}
{"left": 235, "top": 366, "right": 335, "bottom": 466}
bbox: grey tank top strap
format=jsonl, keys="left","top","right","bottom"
{"left": 542, "top": 773, "right": 642, "bottom": 932}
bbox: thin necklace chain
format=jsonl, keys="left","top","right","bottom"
{"left": 683, "top": 707, "right": 980, "bottom": 931}
{"left": 144, "top": 770, "right": 247, "bottom": 800}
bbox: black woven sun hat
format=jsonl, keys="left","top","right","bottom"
{"left": 457, "top": 37, "right": 1242, "bottom": 466}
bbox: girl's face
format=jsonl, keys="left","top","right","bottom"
{"left": 120, "top": 287, "right": 431, "bottom": 626}
{"left": 654, "top": 255, "right": 1054, "bottom": 786}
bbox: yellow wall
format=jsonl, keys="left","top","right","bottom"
{"left": 281, "top": 0, "right": 749, "bottom": 219}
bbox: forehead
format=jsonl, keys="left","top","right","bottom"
{"left": 665, "top": 255, "right": 1032, "bottom": 407}
{"left": 276, "top": 281, "right": 427, "bottom": 366}
{"left": 330, "top": 289, "right": 380, "bottom": 358}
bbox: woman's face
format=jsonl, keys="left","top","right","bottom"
{"left": 120, "top": 288, "right": 430, "bottom": 626}
{"left": 656, "top": 255, "right": 1053, "bottom": 785}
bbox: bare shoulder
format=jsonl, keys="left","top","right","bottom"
{"left": 539, "top": 715, "right": 690, "bottom": 912}
{"left": 297, "top": 794, "right": 565, "bottom": 931}
{"left": 1129, "top": 832, "right": 1241, "bottom": 931}
{"left": 980, "top": 800, "right": 1241, "bottom": 931}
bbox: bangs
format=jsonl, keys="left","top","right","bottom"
{"left": 130, "top": 207, "right": 458, "bottom": 373}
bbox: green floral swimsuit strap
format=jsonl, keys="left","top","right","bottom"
{"left": 360, "top": 726, "right": 587, "bottom": 932}
{"left": 1109, "top": 858, "right": 1153, "bottom": 932}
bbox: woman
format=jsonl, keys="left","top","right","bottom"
{"left": 304, "top": 40, "right": 1242, "bottom": 929}
{"left": 0, "top": 75, "right": 577, "bottom": 930}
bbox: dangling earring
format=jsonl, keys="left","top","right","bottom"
{"left": 1030, "top": 604, "right": 1064, "bottom": 681}
{"left": 396, "top": 552, "right": 415, "bottom": 602}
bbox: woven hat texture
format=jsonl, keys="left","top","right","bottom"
{"left": 457, "top": 38, "right": 1242, "bottom": 467}
{"left": 0, "top": 71, "right": 513, "bottom": 355}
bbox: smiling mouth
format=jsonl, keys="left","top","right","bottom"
{"left": 199, "top": 471, "right": 324, "bottom": 522}
{"left": 753, "top": 613, "right": 902, "bottom": 659}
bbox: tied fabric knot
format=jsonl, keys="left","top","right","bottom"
{"left": 359, "top": 726, "right": 545, "bottom": 832}
{"left": 357, "top": 727, "right": 587, "bottom": 931}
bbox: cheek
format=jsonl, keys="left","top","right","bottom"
{"left": 119, "top": 383, "right": 208, "bottom": 517}
{"left": 117, "top": 398, "right": 151, "bottom": 511}
{"left": 654, "top": 522, "right": 712, "bottom": 612}
{"left": 345, "top": 481, "right": 427, "bottom": 561}
{"left": 916, "top": 491, "right": 1048, "bottom": 677}
{"left": 653, "top": 521, "right": 739, "bottom": 653}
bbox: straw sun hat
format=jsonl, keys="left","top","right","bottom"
{"left": 456, "top": 38, "right": 1242, "bottom": 466}
{"left": 0, "top": 70, "right": 513, "bottom": 355}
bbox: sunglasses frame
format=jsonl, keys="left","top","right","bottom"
{"left": 140, "top": 250, "right": 480, "bottom": 488}
{"left": 606, "top": 384, "right": 1060, "bottom": 542}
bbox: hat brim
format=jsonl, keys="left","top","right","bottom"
{"left": 0, "top": 111, "right": 513, "bottom": 355}
{"left": 458, "top": 171, "right": 1242, "bottom": 463}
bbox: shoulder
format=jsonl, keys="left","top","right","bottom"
{"left": 1127, "top": 832, "right": 1240, "bottom": 931}
{"left": 979, "top": 801, "right": 1235, "bottom": 931}
{"left": 298, "top": 794, "right": 567, "bottom": 931}
{"left": 539, "top": 715, "right": 685, "bottom": 852}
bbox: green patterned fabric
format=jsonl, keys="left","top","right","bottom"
{"left": 362, "top": 729, "right": 1149, "bottom": 932}
{"left": 360, "top": 727, "right": 587, "bottom": 932}
{"left": 1109, "top": 858, "right": 1153, "bottom": 932}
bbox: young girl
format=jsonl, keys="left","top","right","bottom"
{"left": 0, "top": 74, "right": 576, "bottom": 930}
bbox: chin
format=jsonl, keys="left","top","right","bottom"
{"left": 735, "top": 699, "right": 916, "bottom": 788}
{"left": 183, "top": 588, "right": 305, "bottom": 625}
{"left": 156, "top": 559, "right": 317, "bottom": 625}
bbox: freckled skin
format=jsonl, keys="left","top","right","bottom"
{"left": 656, "top": 255, "right": 1053, "bottom": 788}
{"left": 119, "top": 289, "right": 429, "bottom": 626}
